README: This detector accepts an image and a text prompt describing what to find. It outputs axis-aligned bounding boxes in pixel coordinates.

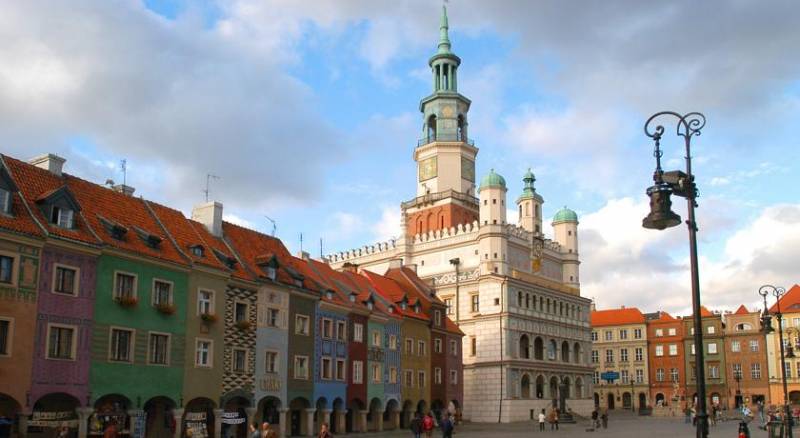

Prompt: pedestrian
[590,409,598,429]
[553,408,559,431]
[709,404,716,426]
[410,413,422,438]
[57,423,70,438]
[263,422,277,438]
[538,409,546,432]
[103,420,118,438]
[318,423,331,438]
[601,410,608,429]
[249,423,260,438]
[440,414,454,438]
[422,412,435,438]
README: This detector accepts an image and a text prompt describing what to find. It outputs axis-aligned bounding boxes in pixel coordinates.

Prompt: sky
[1,0,798,316]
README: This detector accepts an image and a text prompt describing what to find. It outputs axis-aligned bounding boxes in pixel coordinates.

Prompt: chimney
[590,300,596,312]
[29,154,66,177]
[388,258,404,270]
[192,201,223,237]
[342,262,358,274]
[113,184,136,196]
[298,251,310,260]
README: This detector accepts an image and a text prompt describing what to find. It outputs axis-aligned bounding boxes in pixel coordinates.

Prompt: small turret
[479,169,507,226]
[552,206,580,287]
[516,168,544,235]
[478,169,508,276]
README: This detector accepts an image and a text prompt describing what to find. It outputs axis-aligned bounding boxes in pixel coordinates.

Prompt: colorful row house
[0,152,464,438]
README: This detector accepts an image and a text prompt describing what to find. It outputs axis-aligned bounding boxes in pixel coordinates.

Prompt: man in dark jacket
[410,413,422,438]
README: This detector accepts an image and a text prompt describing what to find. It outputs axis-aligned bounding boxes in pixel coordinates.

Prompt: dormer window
[133,226,162,249]
[0,188,10,214]
[414,303,421,314]
[0,164,19,215]
[50,206,74,229]
[349,293,357,303]
[265,267,276,280]
[190,245,204,257]
[326,290,334,300]
[98,216,127,240]
[212,248,237,270]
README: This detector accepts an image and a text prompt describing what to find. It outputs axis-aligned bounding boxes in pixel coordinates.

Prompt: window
[0,188,10,213]
[635,347,643,361]
[321,357,332,379]
[751,363,761,380]
[635,369,644,383]
[450,339,457,356]
[234,302,248,323]
[418,370,426,388]
[434,338,442,353]
[405,338,413,354]
[691,344,695,355]
[471,295,479,312]
[591,350,599,363]
[265,351,278,373]
[470,337,476,356]
[708,343,718,354]
[434,367,442,384]
[731,340,741,352]
[655,329,663,337]
[444,298,453,315]
[620,348,628,362]
[592,371,600,384]
[669,344,678,356]
[233,349,247,373]
[372,363,382,383]
[321,318,333,338]
[656,368,665,382]
[619,329,628,340]
[0,318,11,356]
[707,325,715,334]
[605,349,614,363]
[621,370,629,384]
[450,369,458,385]
[294,355,309,379]
[670,368,679,382]
[191,246,204,257]
[354,323,364,342]
[390,367,398,384]
[152,279,172,306]
[336,321,347,341]
[353,360,363,384]
[53,265,78,295]
[591,331,598,341]
[295,315,309,335]
[668,328,676,336]
[110,328,134,362]
[732,363,742,379]
[634,328,643,339]
[434,310,442,326]
[785,362,792,376]
[198,289,214,315]
[0,255,13,284]
[113,272,136,300]
[604,331,613,341]
[655,345,664,357]
[418,340,426,356]
[195,339,212,367]
[336,359,346,380]
[50,206,74,228]
[266,308,279,327]
[389,335,398,350]
[749,340,759,352]
[47,324,76,360]
[148,333,170,365]
[371,331,381,347]
[405,370,413,387]
[709,365,719,379]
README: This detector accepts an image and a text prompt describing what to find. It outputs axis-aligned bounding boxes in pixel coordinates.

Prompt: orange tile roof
[591,307,645,327]
[648,311,677,323]
[0,158,43,239]
[383,267,461,334]
[221,221,301,283]
[770,285,800,313]
[734,304,750,315]
[3,155,98,243]
[361,270,429,321]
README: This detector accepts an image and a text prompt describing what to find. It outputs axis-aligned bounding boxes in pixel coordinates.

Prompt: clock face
[442,105,455,118]
[419,157,438,182]
[461,157,475,182]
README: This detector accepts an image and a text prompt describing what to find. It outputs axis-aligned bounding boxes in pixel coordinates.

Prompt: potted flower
[235,320,252,331]
[155,302,176,315]
[115,295,138,308]
[200,312,218,324]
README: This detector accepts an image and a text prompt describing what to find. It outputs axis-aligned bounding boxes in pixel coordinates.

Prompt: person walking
[422,412,435,438]
[103,420,118,438]
[440,414,454,438]
[262,422,277,438]
[317,423,332,438]
[538,409,546,432]
[410,413,422,438]
[590,409,599,430]
[552,408,559,431]
[248,423,260,438]
[600,410,608,429]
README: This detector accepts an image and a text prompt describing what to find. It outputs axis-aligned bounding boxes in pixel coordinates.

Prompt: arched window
[519,335,530,359]
[427,115,437,141]
[521,374,531,399]
[457,115,466,140]
[535,375,545,399]
[548,340,557,360]
[561,341,570,362]
[575,378,583,398]
[573,342,581,364]
[534,337,544,360]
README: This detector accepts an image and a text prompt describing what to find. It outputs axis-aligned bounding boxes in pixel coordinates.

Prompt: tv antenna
[120,159,127,186]
[264,216,277,237]
[204,174,220,202]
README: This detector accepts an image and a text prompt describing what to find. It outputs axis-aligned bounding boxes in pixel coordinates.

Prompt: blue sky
[1,0,798,314]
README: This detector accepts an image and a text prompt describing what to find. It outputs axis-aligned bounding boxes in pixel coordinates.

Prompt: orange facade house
[724,305,770,409]
[646,311,685,414]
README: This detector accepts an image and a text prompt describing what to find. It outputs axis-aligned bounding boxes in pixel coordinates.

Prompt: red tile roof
[649,311,676,323]
[384,267,462,335]
[591,307,645,327]
[361,270,429,321]
[770,285,800,313]
[221,221,300,283]
[3,155,98,243]
[734,305,750,315]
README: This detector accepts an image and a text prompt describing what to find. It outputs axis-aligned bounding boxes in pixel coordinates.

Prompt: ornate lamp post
[641,111,707,438]
[759,285,794,437]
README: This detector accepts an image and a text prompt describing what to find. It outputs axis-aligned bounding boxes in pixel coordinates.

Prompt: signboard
[29,412,79,428]
[130,411,146,438]
[185,412,209,438]
[601,371,620,383]
[221,412,245,425]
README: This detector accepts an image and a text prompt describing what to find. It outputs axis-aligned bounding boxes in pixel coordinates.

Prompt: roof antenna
[299,233,304,253]
[320,238,324,259]
[204,174,220,202]
[264,216,277,237]
[120,159,127,186]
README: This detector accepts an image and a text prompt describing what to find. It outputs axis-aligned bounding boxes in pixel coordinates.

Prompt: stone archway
[534,337,544,360]
[184,397,217,438]
[549,376,559,400]
[0,393,21,437]
[367,398,383,432]
[331,398,345,435]
[607,393,615,410]
[400,400,414,429]
[535,375,545,399]
[93,394,132,436]
[288,398,310,437]
[560,341,570,362]
[143,396,177,438]
[345,399,364,433]
[383,399,400,431]
[521,374,531,399]
[31,393,81,437]
[519,335,530,359]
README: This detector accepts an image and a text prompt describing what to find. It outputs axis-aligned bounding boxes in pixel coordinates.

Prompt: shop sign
[221,412,245,425]
[29,412,78,427]
[259,376,281,392]
[185,412,209,438]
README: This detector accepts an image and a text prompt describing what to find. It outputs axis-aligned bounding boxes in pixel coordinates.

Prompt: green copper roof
[438,5,452,55]
[553,206,578,223]
[518,168,537,199]
[479,169,506,190]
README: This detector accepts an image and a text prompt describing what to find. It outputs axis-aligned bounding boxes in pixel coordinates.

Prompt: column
[374,409,383,432]
[172,408,185,438]
[277,408,288,438]
[392,408,401,430]
[77,407,94,438]
[320,409,331,430]
[127,410,143,437]
[245,407,257,429]
[17,414,28,438]
[334,410,346,435]
[304,408,316,437]
[213,409,224,438]
[359,410,369,433]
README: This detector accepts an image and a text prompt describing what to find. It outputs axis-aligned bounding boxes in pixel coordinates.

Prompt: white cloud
[709,177,731,187]
[371,205,401,242]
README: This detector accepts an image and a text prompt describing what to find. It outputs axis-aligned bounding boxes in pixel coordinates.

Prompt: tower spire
[438,5,451,54]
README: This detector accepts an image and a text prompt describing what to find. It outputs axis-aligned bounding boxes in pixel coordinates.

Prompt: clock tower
[404,5,479,237]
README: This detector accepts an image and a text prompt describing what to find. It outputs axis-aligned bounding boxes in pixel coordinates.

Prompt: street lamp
[641,111,708,438]
[759,285,793,438]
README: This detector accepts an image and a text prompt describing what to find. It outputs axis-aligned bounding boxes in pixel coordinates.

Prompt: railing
[400,189,479,210]
[417,133,474,147]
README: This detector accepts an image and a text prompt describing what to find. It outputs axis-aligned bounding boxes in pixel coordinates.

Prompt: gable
[0,164,19,193]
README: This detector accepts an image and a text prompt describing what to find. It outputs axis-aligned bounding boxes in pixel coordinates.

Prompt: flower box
[200,313,218,323]
[115,296,138,308]
[155,303,176,315]
[235,320,252,331]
